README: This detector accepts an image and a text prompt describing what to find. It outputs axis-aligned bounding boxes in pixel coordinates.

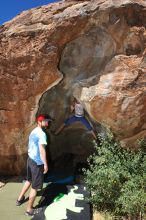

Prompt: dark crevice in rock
[126,44,142,56]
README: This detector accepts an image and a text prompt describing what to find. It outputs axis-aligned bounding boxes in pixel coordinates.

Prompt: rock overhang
[0,0,146,175]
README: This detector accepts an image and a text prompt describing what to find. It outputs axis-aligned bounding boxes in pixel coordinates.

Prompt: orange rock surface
[0,0,146,174]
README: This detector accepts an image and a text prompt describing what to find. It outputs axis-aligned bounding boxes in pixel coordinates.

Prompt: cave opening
[36,27,116,182]
[37,18,145,182]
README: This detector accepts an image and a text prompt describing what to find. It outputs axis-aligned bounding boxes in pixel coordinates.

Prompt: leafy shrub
[84,129,146,218]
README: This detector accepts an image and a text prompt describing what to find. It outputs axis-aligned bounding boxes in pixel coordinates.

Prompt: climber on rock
[53,97,97,139]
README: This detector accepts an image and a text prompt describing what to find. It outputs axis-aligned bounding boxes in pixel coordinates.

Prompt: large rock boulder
[0,0,146,175]
[80,55,146,146]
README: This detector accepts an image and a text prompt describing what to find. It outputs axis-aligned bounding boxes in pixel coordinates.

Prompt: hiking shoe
[25,210,34,217]
[25,210,35,217]
[16,196,25,206]
[25,208,40,217]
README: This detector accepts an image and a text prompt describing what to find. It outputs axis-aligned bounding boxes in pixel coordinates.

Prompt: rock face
[0,0,146,175]
[81,55,146,146]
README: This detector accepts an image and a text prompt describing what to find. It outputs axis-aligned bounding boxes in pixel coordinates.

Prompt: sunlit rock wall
[0,0,146,174]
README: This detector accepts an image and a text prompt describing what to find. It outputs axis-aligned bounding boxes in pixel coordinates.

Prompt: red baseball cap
[36,114,46,122]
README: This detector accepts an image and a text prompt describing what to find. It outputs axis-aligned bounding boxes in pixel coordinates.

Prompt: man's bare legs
[17,182,38,213]
[17,180,31,201]
[26,188,37,213]
[54,123,66,135]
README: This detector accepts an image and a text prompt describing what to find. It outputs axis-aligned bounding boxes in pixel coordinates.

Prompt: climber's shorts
[64,115,93,131]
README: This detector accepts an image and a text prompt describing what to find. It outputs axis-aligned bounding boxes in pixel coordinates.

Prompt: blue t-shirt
[28,126,47,165]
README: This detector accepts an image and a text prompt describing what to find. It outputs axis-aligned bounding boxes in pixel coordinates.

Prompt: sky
[0,0,59,25]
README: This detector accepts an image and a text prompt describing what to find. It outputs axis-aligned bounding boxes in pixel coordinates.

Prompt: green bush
[84,129,146,218]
